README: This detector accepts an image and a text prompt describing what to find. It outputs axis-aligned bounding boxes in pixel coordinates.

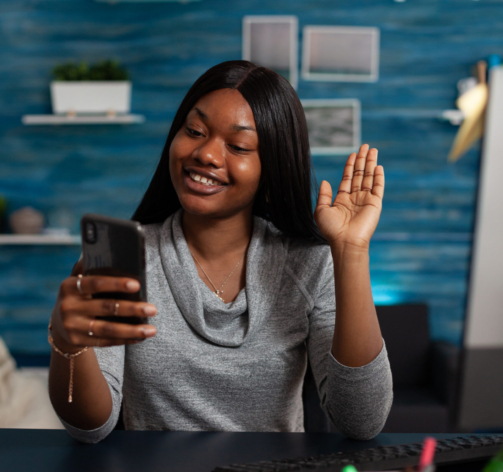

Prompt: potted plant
[50,60,131,115]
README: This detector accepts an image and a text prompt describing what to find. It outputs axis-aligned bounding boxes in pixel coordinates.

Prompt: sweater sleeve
[306,252,393,440]
[60,344,125,444]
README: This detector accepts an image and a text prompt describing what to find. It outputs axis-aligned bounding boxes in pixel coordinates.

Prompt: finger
[70,332,150,348]
[84,317,156,341]
[351,144,370,193]
[316,180,333,208]
[372,165,385,199]
[337,152,357,195]
[61,315,154,348]
[83,299,157,319]
[66,275,140,297]
[361,148,378,192]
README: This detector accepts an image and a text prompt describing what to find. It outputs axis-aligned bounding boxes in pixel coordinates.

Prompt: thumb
[316,180,333,208]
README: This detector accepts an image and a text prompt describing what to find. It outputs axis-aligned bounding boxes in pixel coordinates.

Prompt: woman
[48,60,392,443]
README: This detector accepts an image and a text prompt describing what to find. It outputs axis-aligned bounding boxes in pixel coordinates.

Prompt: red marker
[418,437,437,472]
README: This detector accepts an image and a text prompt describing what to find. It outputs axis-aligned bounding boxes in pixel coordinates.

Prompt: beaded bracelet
[48,321,89,403]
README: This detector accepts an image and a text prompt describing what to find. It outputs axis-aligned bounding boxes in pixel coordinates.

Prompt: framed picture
[302,26,379,82]
[242,16,298,89]
[301,99,361,155]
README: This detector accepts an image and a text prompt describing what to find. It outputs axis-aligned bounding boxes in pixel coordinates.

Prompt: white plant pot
[50,81,132,114]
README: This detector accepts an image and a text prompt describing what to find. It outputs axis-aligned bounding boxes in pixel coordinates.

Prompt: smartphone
[81,213,147,325]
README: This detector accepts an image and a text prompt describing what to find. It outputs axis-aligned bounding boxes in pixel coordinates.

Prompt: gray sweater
[62,210,393,443]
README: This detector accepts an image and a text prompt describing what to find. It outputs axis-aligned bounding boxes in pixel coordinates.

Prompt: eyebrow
[194,107,208,121]
[194,107,256,133]
[231,124,256,133]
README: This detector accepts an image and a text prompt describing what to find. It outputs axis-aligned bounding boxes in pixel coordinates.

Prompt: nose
[193,137,225,168]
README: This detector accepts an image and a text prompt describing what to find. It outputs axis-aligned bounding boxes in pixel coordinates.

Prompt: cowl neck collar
[159,209,287,347]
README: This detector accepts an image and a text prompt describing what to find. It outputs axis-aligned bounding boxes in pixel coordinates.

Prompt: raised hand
[314,144,385,251]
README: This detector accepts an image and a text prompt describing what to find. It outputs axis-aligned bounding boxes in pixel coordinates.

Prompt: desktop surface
[0,429,486,472]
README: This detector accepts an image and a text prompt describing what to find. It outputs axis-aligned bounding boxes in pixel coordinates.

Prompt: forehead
[189,89,256,128]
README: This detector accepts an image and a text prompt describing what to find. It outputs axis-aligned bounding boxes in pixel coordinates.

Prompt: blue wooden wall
[1,0,501,357]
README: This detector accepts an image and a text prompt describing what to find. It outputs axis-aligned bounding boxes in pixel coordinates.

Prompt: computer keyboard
[213,434,503,472]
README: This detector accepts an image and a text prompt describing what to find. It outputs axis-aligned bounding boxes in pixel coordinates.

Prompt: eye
[186,127,203,137]
[229,144,251,153]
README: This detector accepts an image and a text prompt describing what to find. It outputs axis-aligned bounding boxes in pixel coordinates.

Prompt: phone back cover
[81,214,147,304]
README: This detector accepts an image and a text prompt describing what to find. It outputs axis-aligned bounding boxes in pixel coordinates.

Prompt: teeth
[189,172,221,187]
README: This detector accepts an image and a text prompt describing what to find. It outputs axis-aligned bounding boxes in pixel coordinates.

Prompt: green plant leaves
[52,60,129,81]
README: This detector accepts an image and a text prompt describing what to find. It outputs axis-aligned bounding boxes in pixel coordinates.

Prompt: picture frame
[302,26,380,82]
[242,16,298,89]
[301,99,361,155]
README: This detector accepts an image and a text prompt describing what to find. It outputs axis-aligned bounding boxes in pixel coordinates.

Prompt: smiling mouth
[188,171,226,187]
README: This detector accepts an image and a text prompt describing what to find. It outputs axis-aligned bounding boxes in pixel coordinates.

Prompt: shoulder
[141,211,177,245]
[259,217,332,290]
[286,237,332,269]
[141,220,163,243]
[140,213,175,269]
[285,236,333,292]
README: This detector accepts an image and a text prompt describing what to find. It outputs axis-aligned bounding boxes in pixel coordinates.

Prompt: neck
[182,210,253,262]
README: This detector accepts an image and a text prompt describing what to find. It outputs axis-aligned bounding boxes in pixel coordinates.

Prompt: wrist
[49,321,88,355]
[48,320,89,404]
[330,242,369,262]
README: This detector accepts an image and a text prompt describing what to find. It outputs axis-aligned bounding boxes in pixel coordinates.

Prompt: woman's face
[169,88,261,219]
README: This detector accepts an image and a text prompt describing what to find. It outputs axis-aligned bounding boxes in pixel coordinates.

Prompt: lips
[183,169,227,195]
[184,167,228,185]
[189,171,222,187]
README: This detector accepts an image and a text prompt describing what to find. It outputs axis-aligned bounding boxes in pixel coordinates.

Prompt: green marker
[483,449,503,472]
[342,465,358,472]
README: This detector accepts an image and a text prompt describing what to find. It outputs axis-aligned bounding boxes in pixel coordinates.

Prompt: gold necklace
[190,251,245,302]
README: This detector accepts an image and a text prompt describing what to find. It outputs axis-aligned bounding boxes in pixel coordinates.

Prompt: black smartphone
[81,213,147,325]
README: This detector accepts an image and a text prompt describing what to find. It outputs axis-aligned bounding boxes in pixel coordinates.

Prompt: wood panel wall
[1,0,501,356]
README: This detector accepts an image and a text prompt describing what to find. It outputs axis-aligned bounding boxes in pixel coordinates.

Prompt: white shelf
[359,109,464,125]
[0,234,81,245]
[21,114,145,125]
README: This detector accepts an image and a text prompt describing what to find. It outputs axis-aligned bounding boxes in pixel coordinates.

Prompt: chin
[179,196,226,218]
[179,196,253,220]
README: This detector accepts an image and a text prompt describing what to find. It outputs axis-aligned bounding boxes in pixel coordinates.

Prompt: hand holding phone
[50,263,157,352]
[47,213,157,352]
[81,213,148,324]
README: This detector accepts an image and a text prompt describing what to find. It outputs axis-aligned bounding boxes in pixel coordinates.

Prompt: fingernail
[142,327,156,337]
[126,281,140,291]
[142,305,157,316]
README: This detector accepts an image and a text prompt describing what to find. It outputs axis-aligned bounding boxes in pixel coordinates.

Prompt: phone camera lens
[85,222,97,244]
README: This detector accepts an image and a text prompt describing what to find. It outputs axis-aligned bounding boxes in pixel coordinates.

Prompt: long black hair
[132,60,325,243]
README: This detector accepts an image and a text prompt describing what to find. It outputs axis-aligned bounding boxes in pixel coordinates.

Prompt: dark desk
[0,430,472,472]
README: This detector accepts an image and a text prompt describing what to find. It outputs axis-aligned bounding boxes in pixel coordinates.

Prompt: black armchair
[377,303,460,432]
[303,303,460,433]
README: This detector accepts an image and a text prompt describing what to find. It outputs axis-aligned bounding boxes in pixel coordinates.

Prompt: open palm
[314,145,385,250]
